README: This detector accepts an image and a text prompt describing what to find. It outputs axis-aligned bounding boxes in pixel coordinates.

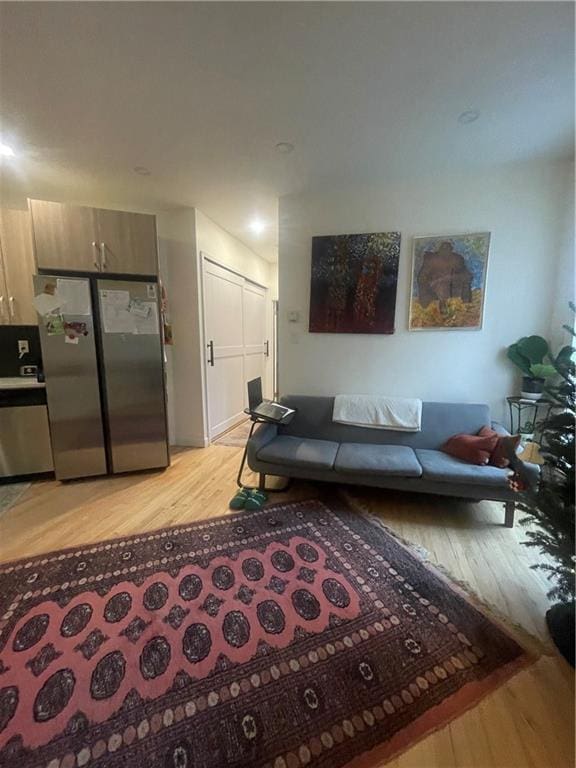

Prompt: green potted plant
[507,335,557,400]
[507,308,574,664]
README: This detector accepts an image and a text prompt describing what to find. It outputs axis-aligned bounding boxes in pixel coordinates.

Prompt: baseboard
[172,434,209,448]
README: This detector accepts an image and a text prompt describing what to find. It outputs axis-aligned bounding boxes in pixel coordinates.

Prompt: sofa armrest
[247,422,278,465]
[491,420,511,436]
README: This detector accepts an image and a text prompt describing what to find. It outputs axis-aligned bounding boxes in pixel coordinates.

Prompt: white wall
[158,207,277,446]
[548,161,575,349]
[279,159,573,422]
[157,209,205,446]
[196,210,272,287]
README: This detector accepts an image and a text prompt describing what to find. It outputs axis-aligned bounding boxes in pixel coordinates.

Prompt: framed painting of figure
[408,232,491,331]
[309,231,401,334]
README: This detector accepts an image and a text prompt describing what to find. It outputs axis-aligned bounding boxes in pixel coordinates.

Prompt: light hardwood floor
[0,445,573,768]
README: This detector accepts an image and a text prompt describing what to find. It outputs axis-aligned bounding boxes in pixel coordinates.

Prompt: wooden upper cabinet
[0,240,9,325]
[95,209,158,275]
[29,199,158,276]
[0,209,37,325]
[29,199,99,272]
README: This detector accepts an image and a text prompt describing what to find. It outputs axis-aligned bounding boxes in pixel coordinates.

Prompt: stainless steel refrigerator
[34,274,170,480]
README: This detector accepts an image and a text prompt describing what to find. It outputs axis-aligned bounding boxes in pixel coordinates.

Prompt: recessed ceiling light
[275,142,295,154]
[0,143,15,157]
[134,166,151,176]
[249,218,266,235]
[458,110,480,124]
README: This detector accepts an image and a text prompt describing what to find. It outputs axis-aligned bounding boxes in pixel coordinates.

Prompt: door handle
[100,242,107,271]
[92,241,101,271]
[265,340,270,357]
[0,296,4,320]
[207,340,215,366]
[8,297,15,320]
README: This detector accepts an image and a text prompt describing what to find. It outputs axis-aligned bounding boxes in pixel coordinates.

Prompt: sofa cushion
[441,433,497,465]
[257,436,339,470]
[415,448,513,487]
[335,443,422,477]
[478,426,521,468]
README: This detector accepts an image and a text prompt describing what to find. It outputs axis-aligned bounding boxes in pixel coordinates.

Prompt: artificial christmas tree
[510,305,575,665]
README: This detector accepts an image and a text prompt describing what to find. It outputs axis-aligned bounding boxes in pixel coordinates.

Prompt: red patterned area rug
[0,496,534,768]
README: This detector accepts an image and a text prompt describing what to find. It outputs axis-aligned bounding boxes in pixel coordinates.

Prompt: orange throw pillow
[441,433,499,465]
[478,426,521,468]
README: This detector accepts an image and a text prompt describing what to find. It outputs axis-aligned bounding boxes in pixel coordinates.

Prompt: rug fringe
[340,490,551,659]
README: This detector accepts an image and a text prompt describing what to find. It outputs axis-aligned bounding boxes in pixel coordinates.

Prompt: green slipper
[229,488,251,510]
[244,489,268,511]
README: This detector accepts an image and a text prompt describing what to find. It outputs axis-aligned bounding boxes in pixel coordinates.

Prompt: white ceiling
[0,2,573,262]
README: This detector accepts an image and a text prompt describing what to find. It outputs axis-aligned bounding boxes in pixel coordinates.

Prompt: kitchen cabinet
[29,199,158,275]
[0,383,53,478]
[95,209,158,275]
[0,247,7,325]
[0,209,37,325]
[29,199,99,272]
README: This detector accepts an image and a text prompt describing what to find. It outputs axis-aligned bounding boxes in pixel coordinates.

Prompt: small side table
[236,409,295,492]
[507,397,553,439]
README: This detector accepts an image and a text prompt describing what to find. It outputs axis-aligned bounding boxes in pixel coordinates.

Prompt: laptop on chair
[247,377,294,422]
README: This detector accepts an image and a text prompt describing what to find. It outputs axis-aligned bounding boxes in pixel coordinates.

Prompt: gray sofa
[247,396,539,527]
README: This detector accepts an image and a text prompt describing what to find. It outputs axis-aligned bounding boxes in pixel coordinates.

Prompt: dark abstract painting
[309,232,401,334]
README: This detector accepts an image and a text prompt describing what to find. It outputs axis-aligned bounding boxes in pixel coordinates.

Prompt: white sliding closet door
[243,281,267,399]
[204,261,245,439]
[203,259,267,440]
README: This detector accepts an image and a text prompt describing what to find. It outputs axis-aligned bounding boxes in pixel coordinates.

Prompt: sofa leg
[259,473,266,491]
[504,501,515,528]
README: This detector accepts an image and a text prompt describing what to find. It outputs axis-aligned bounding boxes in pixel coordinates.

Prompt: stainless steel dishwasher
[0,381,54,478]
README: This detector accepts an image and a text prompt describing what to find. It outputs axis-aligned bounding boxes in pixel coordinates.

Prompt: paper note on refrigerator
[133,302,159,335]
[100,289,135,334]
[33,292,62,316]
[128,298,151,319]
[100,289,129,307]
[57,278,91,316]
[44,312,65,336]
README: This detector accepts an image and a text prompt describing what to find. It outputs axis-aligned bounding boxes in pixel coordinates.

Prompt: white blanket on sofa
[333,395,422,432]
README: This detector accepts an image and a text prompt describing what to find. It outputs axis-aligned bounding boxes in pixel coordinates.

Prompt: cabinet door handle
[92,241,101,271]
[8,297,15,320]
[207,340,215,366]
[265,340,270,357]
[100,242,107,271]
[0,296,5,320]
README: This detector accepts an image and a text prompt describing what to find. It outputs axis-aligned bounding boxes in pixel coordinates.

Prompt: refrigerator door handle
[92,241,101,271]
[99,242,107,271]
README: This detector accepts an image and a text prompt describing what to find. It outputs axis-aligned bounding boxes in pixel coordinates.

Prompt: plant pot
[546,602,575,666]
[520,376,545,401]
